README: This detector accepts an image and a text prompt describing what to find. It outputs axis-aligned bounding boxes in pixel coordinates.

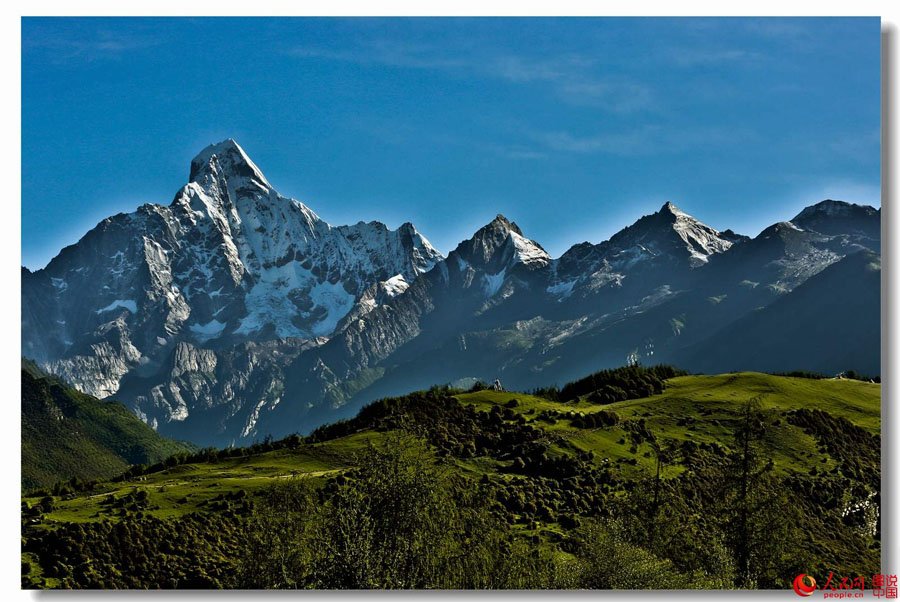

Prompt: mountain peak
[793,199,877,222]
[455,214,548,271]
[791,199,880,238]
[659,201,683,215]
[189,138,271,188]
[604,201,734,268]
[482,214,523,237]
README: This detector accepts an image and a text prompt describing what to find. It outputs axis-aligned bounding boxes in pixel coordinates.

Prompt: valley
[22,370,881,589]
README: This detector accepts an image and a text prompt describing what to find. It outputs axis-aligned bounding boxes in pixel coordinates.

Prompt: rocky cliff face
[23,139,441,440]
[116,338,324,446]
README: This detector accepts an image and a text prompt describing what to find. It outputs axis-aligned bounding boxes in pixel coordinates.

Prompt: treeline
[21,434,720,589]
[113,435,305,482]
[533,365,687,403]
[29,363,688,496]
[24,435,308,499]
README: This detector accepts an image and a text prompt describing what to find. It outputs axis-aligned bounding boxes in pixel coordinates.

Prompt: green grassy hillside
[22,368,193,491]
[455,372,879,476]
[22,370,880,589]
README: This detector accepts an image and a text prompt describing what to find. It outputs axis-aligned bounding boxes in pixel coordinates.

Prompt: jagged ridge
[22,140,881,447]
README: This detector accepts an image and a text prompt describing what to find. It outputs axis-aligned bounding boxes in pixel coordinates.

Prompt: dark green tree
[719,398,800,588]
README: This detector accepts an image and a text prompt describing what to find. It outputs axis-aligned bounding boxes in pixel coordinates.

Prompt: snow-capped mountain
[22,139,881,448]
[455,214,551,271]
[22,139,441,404]
[248,198,879,442]
[248,206,747,437]
[601,201,741,269]
[545,202,746,307]
[247,213,560,437]
[318,214,552,374]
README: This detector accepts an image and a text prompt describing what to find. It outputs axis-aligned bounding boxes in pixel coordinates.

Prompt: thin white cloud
[287,40,465,70]
[538,127,658,155]
[743,19,812,40]
[532,124,757,156]
[488,144,548,160]
[487,55,654,113]
[287,41,654,114]
[489,54,595,83]
[668,48,764,68]
[24,28,162,63]
[557,80,655,112]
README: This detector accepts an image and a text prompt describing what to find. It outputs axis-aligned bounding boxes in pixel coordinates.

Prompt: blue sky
[22,17,880,269]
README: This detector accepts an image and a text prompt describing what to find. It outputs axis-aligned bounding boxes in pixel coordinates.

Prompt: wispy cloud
[668,48,764,68]
[742,19,812,40]
[531,124,756,156]
[287,40,465,70]
[23,26,162,63]
[556,80,655,112]
[825,127,881,164]
[783,126,881,167]
[537,127,658,155]
[488,55,654,113]
[345,114,550,161]
[740,18,821,54]
[487,144,548,160]
[287,41,654,114]
[489,54,594,82]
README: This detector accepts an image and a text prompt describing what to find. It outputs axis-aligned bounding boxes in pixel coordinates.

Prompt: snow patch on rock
[95,299,137,314]
[189,319,227,340]
[508,231,551,266]
[483,269,506,297]
[383,274,409,297]
[547,280,576,299]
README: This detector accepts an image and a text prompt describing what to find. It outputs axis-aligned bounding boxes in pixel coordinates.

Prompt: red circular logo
[793,574,817,596]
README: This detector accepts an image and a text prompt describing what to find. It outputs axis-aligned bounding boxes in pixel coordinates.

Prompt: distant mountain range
[22,139,881,447]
